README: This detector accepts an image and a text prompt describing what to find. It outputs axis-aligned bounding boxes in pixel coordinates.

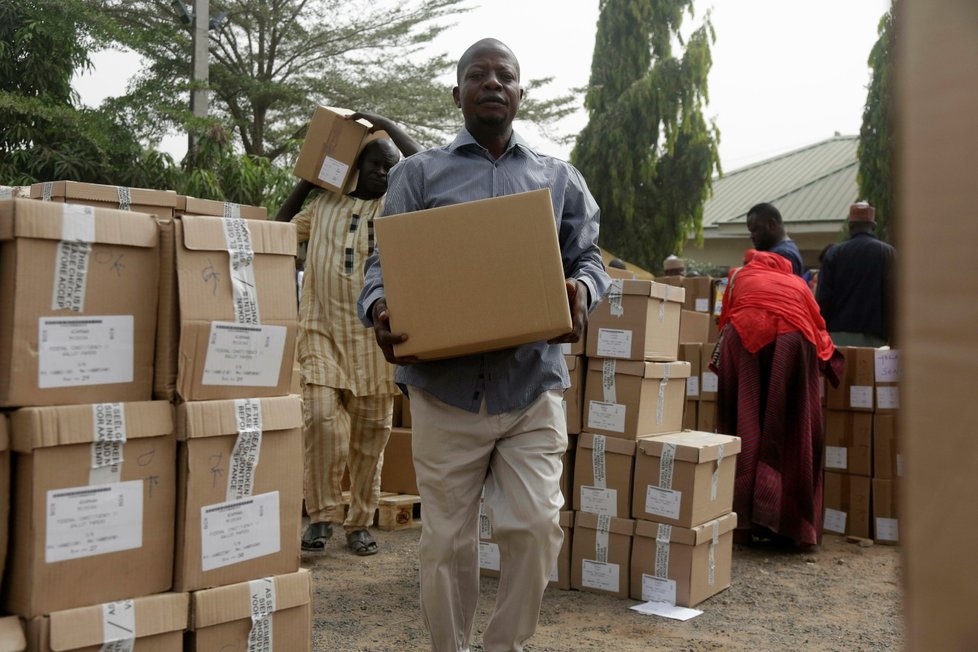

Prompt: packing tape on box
[101,599,136,651]
[659,286,670,322]
[654,523,672,578]
[658,442,676,490]
[227,398,263,501]
[595,514,611,563]
[609,279,624,317]
[52,204,96,312]
[222,216,262,325]
[602,358,617,404]
[0,187,11,199]
[223,202,242,219]
[42,181,54,201]
[90,403,126,485]
[711,443,725,501]
[116,186,132,211]
[656,365,671,426]
[591,434,607,489]
[247,577,276,652]
[708,519,720,586]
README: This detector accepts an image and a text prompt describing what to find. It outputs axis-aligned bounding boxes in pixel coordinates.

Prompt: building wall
[684,230,844,270]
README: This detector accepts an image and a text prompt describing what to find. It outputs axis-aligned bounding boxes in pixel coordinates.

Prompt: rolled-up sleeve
[560,165,611,311]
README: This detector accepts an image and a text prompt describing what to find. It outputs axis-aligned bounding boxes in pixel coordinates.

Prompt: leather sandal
[346,529,379,556]
[301,521,333,551]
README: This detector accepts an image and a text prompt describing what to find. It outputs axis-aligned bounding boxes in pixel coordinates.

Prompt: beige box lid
[175,196,268,220]
[636,431,742,463]
[191,569,311,629]
[179,214,295,256]
[46,592,188,650]
[0,198,158,247]
[634,512,737,545]
[589,360,691,380]
[29,181,178,209]
[612,279,686,304]
[0,617,25,651]
[176,395,303,441]
[574,510,635,536]
[9,401,173,452]
[577,432,636,457]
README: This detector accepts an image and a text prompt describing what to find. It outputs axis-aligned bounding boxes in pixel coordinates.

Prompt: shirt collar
[449,127,532,156]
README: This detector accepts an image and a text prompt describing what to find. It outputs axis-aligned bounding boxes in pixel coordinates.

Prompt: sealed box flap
[574,510,635,536]
[10,401,174,452]
[177,196,268,221]
[564,355,580,372]
[578,432,636,457]
[30,181,178,209]
[559,510,574,528]
[636,431,742,463]
[0,198,158,247]
[592,360,691,380]
[192,569,311,630]
[47,592,188,650]
[634,511,737,545]
[177,394,303,441]
[0,617,25,651]
[613,280,686,304]
[180,214,296,256]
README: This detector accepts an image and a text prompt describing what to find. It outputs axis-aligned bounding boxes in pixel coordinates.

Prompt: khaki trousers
[302,384,393,531]
[410,388,567,652]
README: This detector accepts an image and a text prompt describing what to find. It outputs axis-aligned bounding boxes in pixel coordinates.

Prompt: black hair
[456,38,520,85]
[747,202,782,224]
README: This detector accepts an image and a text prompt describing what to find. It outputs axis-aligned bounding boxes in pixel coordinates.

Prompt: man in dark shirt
[746,202,804,275]
[817,202,895,346]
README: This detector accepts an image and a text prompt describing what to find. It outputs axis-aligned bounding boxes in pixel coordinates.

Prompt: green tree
[857,3,894,241]
[571,0,720,273]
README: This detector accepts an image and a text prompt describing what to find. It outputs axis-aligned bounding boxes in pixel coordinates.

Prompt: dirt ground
[304,527,902,651]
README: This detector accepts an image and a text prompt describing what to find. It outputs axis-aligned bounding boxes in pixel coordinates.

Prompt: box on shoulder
[572,432,635,518]
[4,401,175,617]
[583,360,690,439]
[174,395,303,592]
[29,180,178,219]
[822,471,871,539]
[571,512,634,598]
[586,280,685,362]
[293,106,387,195]
[563,355,585,435]
[375,189,571,360]
[0,199,159,407]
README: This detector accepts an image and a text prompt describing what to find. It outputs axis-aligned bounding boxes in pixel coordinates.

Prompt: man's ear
[519,87,525,101]
[452,86,461,108]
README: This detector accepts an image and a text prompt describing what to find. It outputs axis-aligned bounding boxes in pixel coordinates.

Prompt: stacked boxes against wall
[822,346,900,545]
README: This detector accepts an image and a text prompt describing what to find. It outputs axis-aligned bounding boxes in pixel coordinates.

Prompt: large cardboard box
[293,106,377,194]
[873,348,899,414]
[174,395,303,591]
[872,414,902,480]
[0,414,8,594]
[25,592,187,652]
[174,215,298,401]
[380,427,417,495]
[563,355,585,435]
[586,280,685,362]
[632,431,740,528]
[0,199,159,407]
[823,410,873,477]
[4,402,175,617]
[572,433,635,518]
[680,343,702,400]
[0,616,25,651]
[822,471,871,539]
[570,512,634,599]
[679,309,710,345]
[480,510,573,590]
[583,360,690,440]
[176,196,268,221]
[630,512,736,607]
[826,347,876,412]
[374,189,571,360]
[29,181,177,219]
[872,478,899,545]
[187,570,312,652]
[681,276,714,313]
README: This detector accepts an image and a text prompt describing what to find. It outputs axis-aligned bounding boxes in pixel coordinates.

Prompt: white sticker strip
[608,278,624,317]
[227,399,263,501]
[42,181,54,201]
[602,359,617,404]
[591,434,607,489]
[658,443,676,490]
[479,497,492,539]
[90,403,127,486]
[595,514,611,563]
[101,599,135,651]
[658,285,668,322]
[52,204,97,312]
[711,443,725,501]
[222,217,261,325]
[656,365,671,426]
[0,187,12,199]
[224,202,242,219]
[247,578,276,652]
[654,523,672,578]
[116,186,132,211]
[708,520,720,586]
[63,204,97,242]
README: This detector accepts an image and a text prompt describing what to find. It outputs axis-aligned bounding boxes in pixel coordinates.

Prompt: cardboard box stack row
[822,346,901,545]
[0,182,312,650]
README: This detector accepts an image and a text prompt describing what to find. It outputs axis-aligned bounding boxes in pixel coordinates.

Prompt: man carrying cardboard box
[359,39,610,652]
[276,112,420,557]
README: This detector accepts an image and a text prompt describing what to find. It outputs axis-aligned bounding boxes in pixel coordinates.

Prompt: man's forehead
[459,44,520,75]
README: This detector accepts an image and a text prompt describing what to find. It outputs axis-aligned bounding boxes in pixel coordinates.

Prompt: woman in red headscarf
[712,250,842,548]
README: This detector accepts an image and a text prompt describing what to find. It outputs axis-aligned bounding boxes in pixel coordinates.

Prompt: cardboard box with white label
[187,569,312,652]
[586,280,685,362]
[630,512,736,607]
[572,432,635,518]
[583,360,690,440]
[872,414,902,480]
[0,199,159,407]
[29,180,178,219]
[679,309,711,345]
[826,347,876,412]
[681,276,714,314]
[563,355,585,435]
[25,592,188,652]
[4,401,175,617]
[822,471,871,539]
[570,512,634,599]
[632,431,740,528]
[872,478,899,545]
[873,348,900,414]
[174,215,298,401]
[679,343,702,400]
[174,395,303,592]
[823,410,873,477]
[480,509,573,590]
[293,106,380,195]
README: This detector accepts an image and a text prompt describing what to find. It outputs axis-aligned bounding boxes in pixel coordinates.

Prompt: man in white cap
[662,255,685,277]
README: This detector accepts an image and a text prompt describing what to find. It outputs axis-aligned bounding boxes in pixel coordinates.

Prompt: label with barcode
[202,322,287,387]
[38,315,134,388]
[875,517,899,542]
[479,541,500,571]
[318,156,350,187]
[824,508,847,534]
[645,485,682,520]
[201,491,280,571]
[825,446,848,470]
[46,481,143,563]
[642,575,677,605]
[587,401,626,433]
[582,559,619,592]
[596,328,632,358]
[849,385,874,409]
[580,486,618,517]
[876,386,899,409]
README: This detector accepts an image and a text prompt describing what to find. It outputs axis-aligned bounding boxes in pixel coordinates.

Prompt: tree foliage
[571,0,720,273]
[857,3,894,242]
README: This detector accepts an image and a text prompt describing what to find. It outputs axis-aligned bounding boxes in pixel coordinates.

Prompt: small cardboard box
[583,360,690,439]
[822,471,871,539]
[560,432,578,506]
[872,478,899,545]
[873,348,900,414]
[824,410,873,477]
[697,401,717,433]
[632,431,740,528]
[0,616,25,652]
[683,400,698,430]
[479,510,573,590]
[174,395,303,592]
[174,215,298,401]
[873,414,903,480]
[380,427,417,495]
[827,347,876,412]
[681,276,714,313]
[0,199,159,407]
[0,414,9,593]
[29,180,177,219]
[570,512,634,599]
[26,592,188,652]
[630,512,736,607]
[176,196,268,221]
[679,342,702,399]
[188,569,312,652]
[374,189,571,360]
[563,355,585,435]
[679,310,710,346]
[293,106,375,194]
[4,401,175,617]
[572,433,635,518]
[586,280,685,362]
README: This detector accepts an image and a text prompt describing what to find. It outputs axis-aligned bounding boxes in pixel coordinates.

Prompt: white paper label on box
[849,385,874,409]
[223,202,242,219]
[587,401,626,433]
[596,328,633,359]
[580,486,618,517]
[479,541,500,571]
[601,358,617,403]
[318,155,350,187]
[825,446,848,470]
[582,560,620,593]
[608,279,624,317]
[875,517,899,542]
[560,342,572,354]
[896,454,905,478]
[702,371,718,393]
[202,322,287,387]
[101,600,135,650]
[200,491,281,571]
[695,297,709,313]
[222,217,261,325]
[0,187,11,199]
[227,398,264,501]
[480,512,493,539]
[645,485,682,520]
[824,508,847,534]
[874,349,900,383]
[46,480,143,563]
[38,315,134,388]
[52,240,93,312]
[642,575,677,605]
[247,577,275,652]
[686,376,700,397]
[876,386,899,410]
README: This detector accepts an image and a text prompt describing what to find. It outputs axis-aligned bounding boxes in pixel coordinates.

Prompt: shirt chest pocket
[342,213,376,276]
